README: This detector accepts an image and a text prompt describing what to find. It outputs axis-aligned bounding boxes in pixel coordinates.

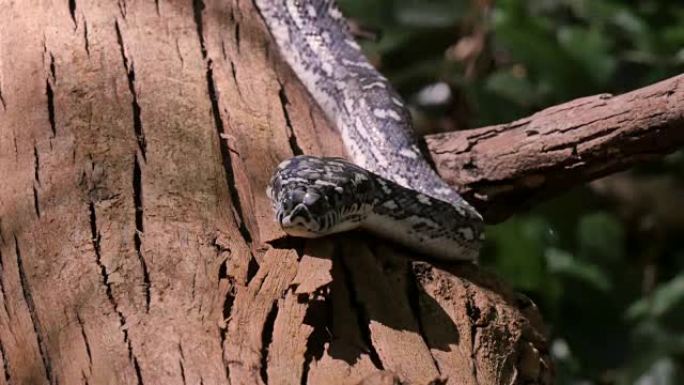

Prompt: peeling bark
[0,1,612,384]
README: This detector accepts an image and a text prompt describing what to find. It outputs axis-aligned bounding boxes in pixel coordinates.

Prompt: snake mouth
[278,204,323,238]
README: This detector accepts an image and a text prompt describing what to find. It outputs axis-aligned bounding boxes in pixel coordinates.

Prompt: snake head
[267,155,375,237]
[271,184,329,237]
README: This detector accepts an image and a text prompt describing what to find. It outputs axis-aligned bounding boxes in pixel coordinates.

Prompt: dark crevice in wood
[0,249,10,318]
[229,60,237,81]
[190,267,198,302]
[129,70,145,159]
[213,237,237,327]
[428,378,448,385]
[192,0,207,57]
[34,145,41,185]
[218,263,235,324]
[33,146,41,215]
[127,343,136,370]
[277,84,303,156]
[228,4,235,22]
[133,357,144,385]
[154,0,160,16]
[14,235,53,384]
[117,0,126,19]
[32,186,41,218]
[194,0,254,246]
[0,336,10,383]
[43,45,56,136]
[115,20,146,160]
[68,0,77,27]
[178,342,187,385]
[406,265,441,376]
[83,20,90,57]
[214,247,233,381]
[0,82,6,110]
[338,250,384,370]
[88,200,132,361]
[220,39,228,59]
[179,359,187,385]
[206,61,253,244]
[132,154,151,311]
[12,133,18,160]
[234,22,241,54]
[175,39,185,67]
[220,339,231,384]
[300,343,313,384]
[229,60,243,100]
[76,311,93,369]
[88,202,100,261]
[46,79,56,137]
[221,292,235,331]
[48,53,56,80]
[260,301,278,384]
[465,296,482,385]
[246,255,260,285]
[216,252,228,281]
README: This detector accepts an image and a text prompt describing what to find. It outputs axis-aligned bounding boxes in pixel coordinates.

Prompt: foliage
[339,0,684,384]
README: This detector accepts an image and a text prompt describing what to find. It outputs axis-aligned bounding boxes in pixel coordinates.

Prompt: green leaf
[394,1,465,28]
[545,247,611,292]
[627,274,684,320]
[557,26,616,84]
[577,212,624,262]
[484,70,539,107]
[484,217,549,291]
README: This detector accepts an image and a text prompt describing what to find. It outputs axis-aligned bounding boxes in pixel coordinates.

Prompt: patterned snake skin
[258,0,484,260]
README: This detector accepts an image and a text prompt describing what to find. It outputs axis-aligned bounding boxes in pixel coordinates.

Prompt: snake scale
[257,0,484,260]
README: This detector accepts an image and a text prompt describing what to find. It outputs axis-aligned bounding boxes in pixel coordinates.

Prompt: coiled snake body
[258,0,484,260]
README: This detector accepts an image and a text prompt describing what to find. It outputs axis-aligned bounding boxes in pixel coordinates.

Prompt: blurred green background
[337,0,684,384]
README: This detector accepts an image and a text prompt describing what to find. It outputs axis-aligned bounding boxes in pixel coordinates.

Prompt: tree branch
[426,74,684,223]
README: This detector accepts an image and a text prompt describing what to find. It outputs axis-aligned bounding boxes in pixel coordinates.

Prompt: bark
[11,0,674,384]
[427,75,684,222]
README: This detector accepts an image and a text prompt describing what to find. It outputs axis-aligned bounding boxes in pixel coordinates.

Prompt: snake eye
[303,191,319,206]
[302,189,329,215]
[291,188,306,204]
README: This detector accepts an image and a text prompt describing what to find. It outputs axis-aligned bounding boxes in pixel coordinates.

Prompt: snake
[257,0,484,261]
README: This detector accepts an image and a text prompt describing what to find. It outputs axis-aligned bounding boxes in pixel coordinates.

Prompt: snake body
[258,0,484,260]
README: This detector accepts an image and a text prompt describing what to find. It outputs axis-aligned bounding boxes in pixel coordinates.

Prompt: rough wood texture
[0,1,555,385]
[427,75,684,222]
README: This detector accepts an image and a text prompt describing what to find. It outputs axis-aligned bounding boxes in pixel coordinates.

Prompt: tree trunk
[1,1,550,384]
